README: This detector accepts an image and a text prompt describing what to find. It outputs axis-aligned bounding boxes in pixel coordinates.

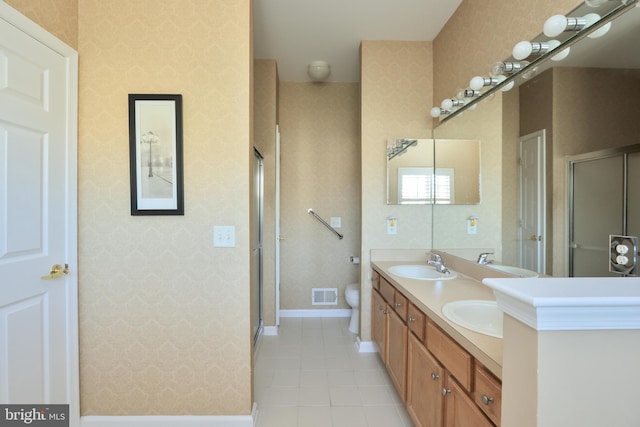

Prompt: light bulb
[441,99,454,110]
[469,76,485,91]
[513,41,533,60]
[544,15,569,38]
[469,76,498,91]
[495,75,515,92]
[583,13,611,38]
[430,107,442,118]
[588,21,611,38]
[490,61,526,77]
[489,62,506,77]
[548,40,571,61]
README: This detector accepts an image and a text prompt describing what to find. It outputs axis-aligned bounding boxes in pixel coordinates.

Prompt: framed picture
[128,94,184,215]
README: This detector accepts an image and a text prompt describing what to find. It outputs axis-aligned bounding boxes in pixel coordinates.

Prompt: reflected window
[398,167,455,204]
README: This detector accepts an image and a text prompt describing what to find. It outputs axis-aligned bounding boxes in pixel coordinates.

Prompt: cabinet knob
[481,394,494,405]
[430,372,439,381]
[395,302,402,307]
[408,316,415,323]
[442,388,451,396]
[382,309,388,315]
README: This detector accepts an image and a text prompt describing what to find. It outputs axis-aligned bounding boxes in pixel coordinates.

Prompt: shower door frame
[567,143,640,276]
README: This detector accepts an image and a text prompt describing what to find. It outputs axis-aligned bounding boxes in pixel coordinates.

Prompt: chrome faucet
[477,252,494,265]
[427,253,450,274]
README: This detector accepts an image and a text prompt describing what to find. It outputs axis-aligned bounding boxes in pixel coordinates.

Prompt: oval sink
[486,264,539,278]
[388,265,457,281]
[442,300,503,338]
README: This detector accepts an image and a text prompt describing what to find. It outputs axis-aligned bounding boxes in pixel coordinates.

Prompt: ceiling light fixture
[308,60,331,81]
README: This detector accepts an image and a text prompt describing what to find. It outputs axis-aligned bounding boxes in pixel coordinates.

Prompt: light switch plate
[214,226,236,247]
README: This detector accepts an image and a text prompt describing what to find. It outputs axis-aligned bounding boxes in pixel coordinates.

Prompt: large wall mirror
[386,138,480,205]
[432,1,640,277]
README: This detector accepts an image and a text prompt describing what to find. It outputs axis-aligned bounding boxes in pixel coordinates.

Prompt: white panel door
[519,130,546,274]
[0,8,78,412]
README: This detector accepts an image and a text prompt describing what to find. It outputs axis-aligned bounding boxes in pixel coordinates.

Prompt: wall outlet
[330,217,341,228]
[609,235,638,276]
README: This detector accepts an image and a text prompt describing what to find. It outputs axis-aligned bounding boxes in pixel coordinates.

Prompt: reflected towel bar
[308,208,343,240]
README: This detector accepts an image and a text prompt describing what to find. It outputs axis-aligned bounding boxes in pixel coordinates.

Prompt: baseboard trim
[263,326,278,336]
[81,404,257,427]
[356,338,377,353]
[279,309,351,318]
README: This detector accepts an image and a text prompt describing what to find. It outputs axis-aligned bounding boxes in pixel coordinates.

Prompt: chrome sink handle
[477,252,494,265]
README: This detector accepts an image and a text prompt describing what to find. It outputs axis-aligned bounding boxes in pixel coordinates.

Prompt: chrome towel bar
[308,208,343,240]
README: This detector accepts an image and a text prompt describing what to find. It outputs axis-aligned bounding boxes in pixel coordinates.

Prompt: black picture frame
[128,94,184,215]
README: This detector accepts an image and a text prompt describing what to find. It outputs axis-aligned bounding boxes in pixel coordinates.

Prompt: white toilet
[345,283,360,334]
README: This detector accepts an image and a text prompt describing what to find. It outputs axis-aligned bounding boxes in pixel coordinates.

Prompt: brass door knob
[41,263,69,280]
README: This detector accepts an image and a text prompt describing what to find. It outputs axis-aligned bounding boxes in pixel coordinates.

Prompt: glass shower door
[570,155,624,277]
[627,152,640,237]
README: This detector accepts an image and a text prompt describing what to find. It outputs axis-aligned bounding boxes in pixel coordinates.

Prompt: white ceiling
[253,0,463,83]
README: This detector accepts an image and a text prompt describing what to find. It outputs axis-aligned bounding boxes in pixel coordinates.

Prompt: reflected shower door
[628,152,640,236]
[571,155,624,277]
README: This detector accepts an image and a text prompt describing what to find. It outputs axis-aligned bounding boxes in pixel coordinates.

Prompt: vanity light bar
[430,0,633,124]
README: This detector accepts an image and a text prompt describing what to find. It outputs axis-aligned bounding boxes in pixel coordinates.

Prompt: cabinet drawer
[372,270,380,290]
[426,319,472,391]
[407,304,425,342]
[380,277,395,304]
[393,292,408,320]
[473,365,502,426]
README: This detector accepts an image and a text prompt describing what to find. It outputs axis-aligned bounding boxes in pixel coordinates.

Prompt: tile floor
[253,317,414,427]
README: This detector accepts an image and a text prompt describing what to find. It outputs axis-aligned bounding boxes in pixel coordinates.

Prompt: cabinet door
[387,308,407,402]
[372,289,387,363]
[444,374,494,427]
[407,333,444,427]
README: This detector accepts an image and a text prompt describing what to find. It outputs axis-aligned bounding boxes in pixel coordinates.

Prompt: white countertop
[483,276,640,331]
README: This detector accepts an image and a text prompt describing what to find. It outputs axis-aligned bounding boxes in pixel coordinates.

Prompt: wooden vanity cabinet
[375,277,408,401]
[372,288,387,363]
[426,319,472,391]
[371,267,502,427]
[387,307,407,401]
[473,365,502,425]
[407,332,444,427]
[407,303,426,342]
[444,373,494,427]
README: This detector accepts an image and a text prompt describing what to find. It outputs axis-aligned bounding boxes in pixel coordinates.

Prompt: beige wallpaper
[77,0,252,416]
[4,0,78,49]
[278,82,361,311]
[253,59,278,326]
[360,41,434,341]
